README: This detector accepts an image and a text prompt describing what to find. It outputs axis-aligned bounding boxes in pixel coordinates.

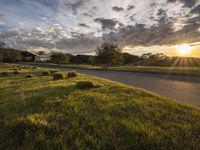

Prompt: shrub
[13,68,18,71]
[32,67,37,69]
[41,71,50,76]
[53,73,64,80]
[14,71,20,74]
[25,74,33,78]
[75,81,94,89]
[1,72,8,77]
[67,72,77,78]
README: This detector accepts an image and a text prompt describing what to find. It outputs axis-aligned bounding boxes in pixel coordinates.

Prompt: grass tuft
[41,71,50,76]
[14,71,20,74]
[53,72,65,80]
[25,74,33,78]
[67,71,77,78]
[75,81,94,89]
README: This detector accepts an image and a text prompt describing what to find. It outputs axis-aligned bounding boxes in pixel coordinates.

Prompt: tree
[96,42,123,66]
[6,51,22,62]
[51,52,70,64]
[141,53,153,59]
[123,53,142,64]
[70,55,97,65]
[0,49,22,62]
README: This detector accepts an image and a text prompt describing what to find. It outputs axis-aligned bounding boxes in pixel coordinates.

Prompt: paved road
[33,64,200,107]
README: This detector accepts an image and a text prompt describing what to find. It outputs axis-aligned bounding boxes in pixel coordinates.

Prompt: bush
[67,72,77,78]
[75,81,94,89]
[25,74,33,78]
[41,71,50,76]
[14,71,20,74]
[1,72,8,77]
[53,73,64,80]
[32,67,37,69]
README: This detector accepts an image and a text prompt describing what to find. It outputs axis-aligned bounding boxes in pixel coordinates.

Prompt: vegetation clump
[41,71,50,76]
[53,72,65,80]
[14,71,20,74]
[75,81,94,89]
[1,72,8,77]
[25,74,33,78]
[32,67,37,69]
[67,71,77,78]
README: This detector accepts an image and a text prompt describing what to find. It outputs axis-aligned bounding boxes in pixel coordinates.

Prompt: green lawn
[0,64,200,150]
[25,62,200,76]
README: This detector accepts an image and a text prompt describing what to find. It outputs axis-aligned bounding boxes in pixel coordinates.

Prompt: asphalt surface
[33,64,200,107]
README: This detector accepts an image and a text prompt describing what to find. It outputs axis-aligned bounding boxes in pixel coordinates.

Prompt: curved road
[33,64,200,107]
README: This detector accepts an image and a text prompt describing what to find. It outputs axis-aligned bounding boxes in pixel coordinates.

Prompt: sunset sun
[177,44,193,56]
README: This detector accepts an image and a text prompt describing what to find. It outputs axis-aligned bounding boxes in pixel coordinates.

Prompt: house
[21,51,39,61]
[34,51,51,62]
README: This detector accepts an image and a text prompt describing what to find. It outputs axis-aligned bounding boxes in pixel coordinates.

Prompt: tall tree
[96,42,123,66]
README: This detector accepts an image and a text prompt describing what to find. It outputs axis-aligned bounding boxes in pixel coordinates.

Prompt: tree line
[1,42,200,67]
[51,42,144,66]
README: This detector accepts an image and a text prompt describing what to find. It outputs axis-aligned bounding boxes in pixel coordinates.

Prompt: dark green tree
[123,53,142,64]
[96,42,123,66]
[51,52,70,64]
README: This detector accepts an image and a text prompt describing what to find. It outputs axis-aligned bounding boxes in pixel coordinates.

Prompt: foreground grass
[24,62,200,76]
[1,64,200,150]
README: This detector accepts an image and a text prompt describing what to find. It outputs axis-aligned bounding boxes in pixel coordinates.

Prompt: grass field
[24,62,200,76]
[1,64,200,149]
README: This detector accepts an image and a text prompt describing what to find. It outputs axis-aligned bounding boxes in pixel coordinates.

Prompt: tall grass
[0,63,200,149]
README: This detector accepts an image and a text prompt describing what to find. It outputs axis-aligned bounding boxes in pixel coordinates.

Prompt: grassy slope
[25,62,200,76]
[0,64,200,150]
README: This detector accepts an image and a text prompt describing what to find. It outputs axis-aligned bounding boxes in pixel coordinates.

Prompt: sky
[0,0,200,57]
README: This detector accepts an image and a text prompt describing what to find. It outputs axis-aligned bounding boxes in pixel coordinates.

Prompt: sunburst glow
[177,44,193,56]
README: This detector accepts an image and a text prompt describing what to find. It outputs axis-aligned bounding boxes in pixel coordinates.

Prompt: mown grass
[0,63,200,150]
[24,62,200,76]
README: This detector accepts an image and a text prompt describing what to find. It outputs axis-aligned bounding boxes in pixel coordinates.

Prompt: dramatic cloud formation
[0,0,200,56]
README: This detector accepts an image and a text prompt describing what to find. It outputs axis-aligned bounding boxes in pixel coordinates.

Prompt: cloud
[94,18,120,30]
[0,11,5,18]
[103,16,200,47]
[112,7,124,12]
[150,3,157,9]
[0,24,102,54]
[127,5,135,11]
[0,28,20,39]
[70,0,90,14]
[79,23,90,28]
[82,12,93,18]
[190,4,200,14]
[167,0,197,8]
[56,34,101,54]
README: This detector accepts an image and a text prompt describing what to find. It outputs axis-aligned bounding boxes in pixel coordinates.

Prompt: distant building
[34,51,51,62]
[21,51,39,61]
